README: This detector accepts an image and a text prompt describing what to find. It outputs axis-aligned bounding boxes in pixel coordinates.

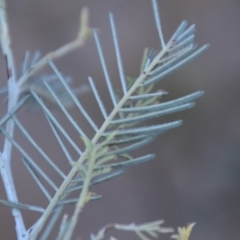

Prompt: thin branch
[39,206,64,240]
[0,0,17,81]
[29,167,79,239]
[62,148,96,240]
[0,0,26,238]
[17,7,92,88]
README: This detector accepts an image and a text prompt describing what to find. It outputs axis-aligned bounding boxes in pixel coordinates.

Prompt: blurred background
[0,0,240,239]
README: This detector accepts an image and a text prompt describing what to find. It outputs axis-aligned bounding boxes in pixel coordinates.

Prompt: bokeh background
[0,0,240,239]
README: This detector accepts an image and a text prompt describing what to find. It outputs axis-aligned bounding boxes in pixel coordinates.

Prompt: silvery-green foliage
[0,0,208,239]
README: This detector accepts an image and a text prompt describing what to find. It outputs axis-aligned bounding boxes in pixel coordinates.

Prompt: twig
[17,7,92,89]
[62,139,96,240]
[28,167,79,239]
[0,0,27,239]
[62,170,92,240]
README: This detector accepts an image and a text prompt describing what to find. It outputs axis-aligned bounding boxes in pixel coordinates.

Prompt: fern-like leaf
[0,0,208,238]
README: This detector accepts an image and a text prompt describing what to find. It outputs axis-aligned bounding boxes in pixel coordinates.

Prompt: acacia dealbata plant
[0,0,209,239]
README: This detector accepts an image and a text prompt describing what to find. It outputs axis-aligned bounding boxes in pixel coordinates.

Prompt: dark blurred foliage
[0,0,240,239]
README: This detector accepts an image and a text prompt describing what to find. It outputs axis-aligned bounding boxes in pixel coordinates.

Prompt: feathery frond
[0,0,208,239]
